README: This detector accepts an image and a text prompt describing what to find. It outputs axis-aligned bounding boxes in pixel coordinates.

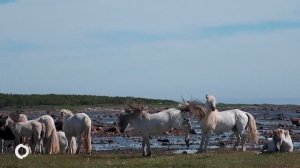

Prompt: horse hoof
[146,153,152,157]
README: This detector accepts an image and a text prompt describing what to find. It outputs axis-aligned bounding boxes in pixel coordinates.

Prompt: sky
[1,0,300,104]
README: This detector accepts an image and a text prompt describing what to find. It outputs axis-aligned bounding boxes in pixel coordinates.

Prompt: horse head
[206,94,217,111]
[59,109,74,120]
[118,111,130,133]
[273,128,285,152]
[118,102,145,133]
[178,99,206,120]
[0,115,8,127]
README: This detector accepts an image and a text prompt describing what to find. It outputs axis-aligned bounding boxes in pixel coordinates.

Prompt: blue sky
[1,0,300,104]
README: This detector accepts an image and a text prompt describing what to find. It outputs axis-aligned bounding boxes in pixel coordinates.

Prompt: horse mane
[125,102,145,114]
[8,112,19,122]
[187,100,207,120]
[60,109,74,115]
[124,102,150,120]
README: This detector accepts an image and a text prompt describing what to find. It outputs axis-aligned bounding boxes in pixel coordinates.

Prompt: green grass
[0,151,299,168]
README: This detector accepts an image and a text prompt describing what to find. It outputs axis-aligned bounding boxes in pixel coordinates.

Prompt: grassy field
[1,151,299,168]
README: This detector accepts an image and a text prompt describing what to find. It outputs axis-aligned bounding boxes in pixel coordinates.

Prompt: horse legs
[43,137,49,154]
[203,131,212,152]
[66,135,73,154]
[1,139,4,154]
[141,137,146,156]
[240,131,248,151]
[198,132,206,153]
[33,135,42,154]
[76,136,81,154]
[40,138,45,154]
[146,138,151,157]
[141,136,151,157]
[232,129,241,151]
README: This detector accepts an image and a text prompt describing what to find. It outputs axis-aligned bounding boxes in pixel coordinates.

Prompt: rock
[218,141,226,147]
[291,118,300,126]
[157,138,170,143]
[104,126,119,133]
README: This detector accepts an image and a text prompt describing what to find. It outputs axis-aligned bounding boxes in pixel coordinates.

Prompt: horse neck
[63,113,74,120]
[201,110,218,131]
[6,118,21,134]
[206,109,218,118]
[166,110,185,128]
[6,118,15,128]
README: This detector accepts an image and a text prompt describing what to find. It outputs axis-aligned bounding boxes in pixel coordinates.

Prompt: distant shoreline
[1,103,300,114]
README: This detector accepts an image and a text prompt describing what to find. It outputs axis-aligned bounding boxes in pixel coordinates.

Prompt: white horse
[56,131,77,154]
[179,95,258,152]
[273,128,293,153]
[59,109,92,154]
[261,129,293,153]
[36,115,60,154]
[118,102,191,157]
[5,115,44,154]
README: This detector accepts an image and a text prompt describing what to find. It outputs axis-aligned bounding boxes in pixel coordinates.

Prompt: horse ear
[181,96,186,104]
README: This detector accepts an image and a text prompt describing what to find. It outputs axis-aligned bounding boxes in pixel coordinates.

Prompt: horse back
[63,113,91,136]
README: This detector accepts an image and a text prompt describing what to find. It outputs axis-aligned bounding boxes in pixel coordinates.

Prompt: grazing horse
[118,102,191,157]
[5,115,44,154]
[34,115,60,154]
[179,95,258,153]
[59,109,92,154]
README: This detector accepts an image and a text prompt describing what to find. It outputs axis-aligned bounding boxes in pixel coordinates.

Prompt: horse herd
[0,95,295,156]
[0,109,91,155]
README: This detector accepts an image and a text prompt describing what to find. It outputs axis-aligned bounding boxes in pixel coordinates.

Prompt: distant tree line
[0,93,177,108]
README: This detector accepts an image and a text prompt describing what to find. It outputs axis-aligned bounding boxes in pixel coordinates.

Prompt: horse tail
[245,112,259,144]
[83,116,92,154]
[49,129,60,154]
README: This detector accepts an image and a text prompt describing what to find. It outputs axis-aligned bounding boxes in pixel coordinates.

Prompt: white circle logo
[15,144,29,159]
